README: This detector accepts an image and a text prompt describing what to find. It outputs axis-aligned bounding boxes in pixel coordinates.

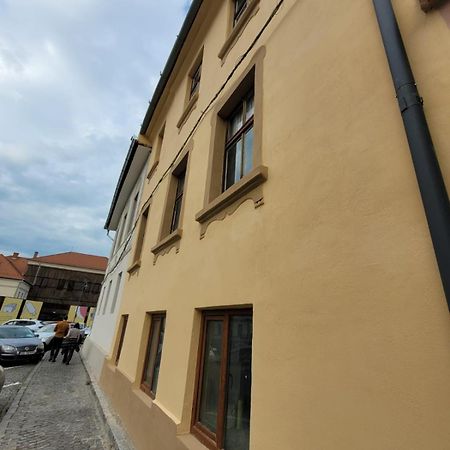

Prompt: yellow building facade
[98,1,450,449]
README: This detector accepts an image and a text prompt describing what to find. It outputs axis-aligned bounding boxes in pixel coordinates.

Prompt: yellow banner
[68,305,89,324]
[67,305,77,322]
[20,300,43,320]
[0,298,23,324]
[86,307,96,328]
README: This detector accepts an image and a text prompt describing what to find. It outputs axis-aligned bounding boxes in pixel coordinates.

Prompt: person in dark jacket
[62,323,82,365]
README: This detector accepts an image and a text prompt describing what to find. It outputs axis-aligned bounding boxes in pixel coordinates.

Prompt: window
[67,280,74,291]
[115,314,128,365]
[151,149,190,259]
[223,91,254,191]
[190,61,202,99]
[170,168,186,234]
[39,277,48,288]
[192,309,252,450]
[102,280,112,315]
[234,0,247,25]
[147,124,165,180]
[127,192,139,236]
[57,279,66,290]
[141,314,166,398]
[110,272,122,314]
[131,204,149,268]
[92,283,100,294]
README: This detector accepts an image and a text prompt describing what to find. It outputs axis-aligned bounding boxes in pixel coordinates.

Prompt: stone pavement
[0,353,115,450]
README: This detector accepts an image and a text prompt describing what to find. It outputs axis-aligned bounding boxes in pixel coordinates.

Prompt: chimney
[33,252,39,259]
[13,252,19,257]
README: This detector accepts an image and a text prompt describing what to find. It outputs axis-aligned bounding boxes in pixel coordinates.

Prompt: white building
[0,253,30,300]
[82,138,150,380]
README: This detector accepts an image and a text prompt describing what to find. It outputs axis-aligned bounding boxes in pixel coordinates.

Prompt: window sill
[195,165,267,224]
[151,228,183,257]
[127,259,141,274]
[177,91,199,130]
[218,0,260,61]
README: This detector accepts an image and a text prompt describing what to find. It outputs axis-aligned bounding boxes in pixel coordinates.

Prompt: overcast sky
[0,0,191,259]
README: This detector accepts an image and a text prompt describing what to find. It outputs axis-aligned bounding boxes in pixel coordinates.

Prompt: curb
[80,354,135,450]
[0,360,41,441]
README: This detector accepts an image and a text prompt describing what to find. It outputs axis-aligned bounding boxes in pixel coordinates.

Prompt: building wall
[84,168,146,380]
[99,1,450,450]
[0,278,29,299]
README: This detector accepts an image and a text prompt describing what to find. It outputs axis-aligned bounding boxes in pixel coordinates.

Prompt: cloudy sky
[0,0,191,258]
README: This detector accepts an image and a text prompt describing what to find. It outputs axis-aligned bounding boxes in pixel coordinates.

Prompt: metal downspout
[372,0,450,309]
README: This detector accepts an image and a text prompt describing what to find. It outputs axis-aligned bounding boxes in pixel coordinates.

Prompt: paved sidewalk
[0,353,114,450]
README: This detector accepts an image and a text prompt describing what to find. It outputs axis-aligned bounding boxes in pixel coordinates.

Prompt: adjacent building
[92,1,450,450]
[83,138,150,380]
[0,253,30,300]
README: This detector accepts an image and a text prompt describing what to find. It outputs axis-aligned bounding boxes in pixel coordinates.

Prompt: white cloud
[0,0,188,258]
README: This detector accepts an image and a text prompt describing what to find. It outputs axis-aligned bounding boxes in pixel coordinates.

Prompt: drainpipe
[372,0,450,309]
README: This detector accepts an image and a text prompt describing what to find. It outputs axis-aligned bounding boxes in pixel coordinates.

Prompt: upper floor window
[234,0,247,25]
[57,279,66,290]
[223,91,254,191]
[170,167,186,234]
[192,309,253,450]
[132,205,150,265]
[190,61,202,99]
[115,314,128,365]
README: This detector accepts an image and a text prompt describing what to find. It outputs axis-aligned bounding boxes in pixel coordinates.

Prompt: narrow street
[0,354,114,449]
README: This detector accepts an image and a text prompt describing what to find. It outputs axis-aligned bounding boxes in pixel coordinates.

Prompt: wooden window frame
[191,308,253,450]
[169,168,186,234]
[233,0,248,25]
[147,124,165,180]
[115,314,128,365]
[141,313,166,399]
[128,204,150,272]
[190,61,202,99]
[223,91,254,191]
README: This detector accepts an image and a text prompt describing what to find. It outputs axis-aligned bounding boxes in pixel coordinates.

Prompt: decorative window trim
[218,0,260,61]
[195,47,266,238]
[151,228,182,258]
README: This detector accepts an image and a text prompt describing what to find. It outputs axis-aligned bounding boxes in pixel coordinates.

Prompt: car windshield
[39,324,56,333]
[0,327,35,339]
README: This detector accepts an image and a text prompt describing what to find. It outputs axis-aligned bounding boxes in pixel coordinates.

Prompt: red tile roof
[0,254,24,280]
[31,252,108,271]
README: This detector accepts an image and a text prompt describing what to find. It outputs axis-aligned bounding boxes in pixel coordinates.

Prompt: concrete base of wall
[82,337,108,382]
[99,362,207,450]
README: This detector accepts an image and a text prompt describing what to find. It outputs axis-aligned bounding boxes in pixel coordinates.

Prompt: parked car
[0,326,45,364]
[2,319,45,332]
[35,323,57,351]
[0,365,4,392]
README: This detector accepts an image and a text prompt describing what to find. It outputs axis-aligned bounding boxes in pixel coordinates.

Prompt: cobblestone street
[0,354,114,449]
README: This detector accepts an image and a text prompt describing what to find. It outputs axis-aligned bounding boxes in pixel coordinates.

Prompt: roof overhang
[105,138,151,231]
[139,0,204,135]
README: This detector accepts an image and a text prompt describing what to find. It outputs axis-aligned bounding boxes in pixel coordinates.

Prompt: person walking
[49,316,70,362]
[62,323,82,365]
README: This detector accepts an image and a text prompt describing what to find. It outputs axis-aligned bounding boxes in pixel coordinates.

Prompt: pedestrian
[49,316,70,362]
[62,323,82,365]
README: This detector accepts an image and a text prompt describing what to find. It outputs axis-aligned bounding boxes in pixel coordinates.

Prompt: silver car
[0,326,45,364]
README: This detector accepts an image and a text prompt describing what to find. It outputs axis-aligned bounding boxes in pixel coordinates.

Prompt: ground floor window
[192,309,252,450]
[141,313,166,398]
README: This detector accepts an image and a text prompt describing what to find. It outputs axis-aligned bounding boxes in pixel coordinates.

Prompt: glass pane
[150,317,165,394]
[228,106,243,139]
[243,127,253,177]
[170,198,182,232]
[245,94,254,121]
[143,319,161,387]
[224,144,237,190]
[224,316,252,450]
[199,320,223,434]
[234,138,243,182]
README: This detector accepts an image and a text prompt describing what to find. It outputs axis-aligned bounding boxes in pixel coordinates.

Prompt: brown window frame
[233,0,248,25]
[190,61,202,99]
[129,204,150,272]
[223,90,254,191]
[141,313,166,399]
[115,314,128,365]
[169,167,186,234]
[191,308,253,450]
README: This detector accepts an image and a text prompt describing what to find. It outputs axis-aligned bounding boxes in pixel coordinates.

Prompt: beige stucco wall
[100,1,450,449]
[0,278,29,300]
